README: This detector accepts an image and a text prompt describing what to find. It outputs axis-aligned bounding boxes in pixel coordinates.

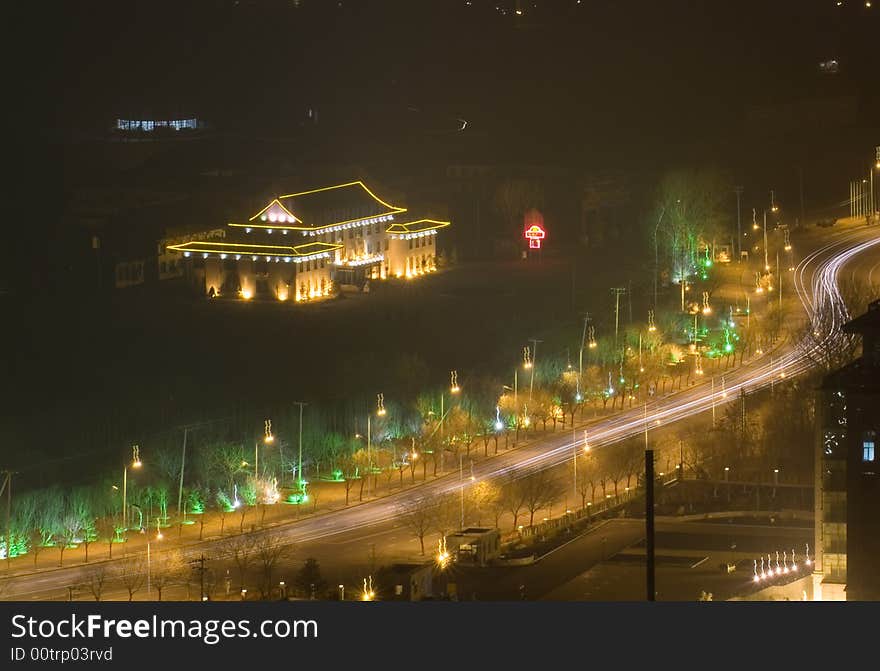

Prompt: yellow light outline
[279,180,406,213]
[166,240,342,257]
[237,181,407,232]
[230,208,403,233]
[248,199,302,223]
[385,219,450,234]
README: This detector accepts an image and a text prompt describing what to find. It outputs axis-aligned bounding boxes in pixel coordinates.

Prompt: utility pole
[627,280,633,324]
[177,427,189,518]
[572,421,578,505]
[734,186,743,260]
[459,454,464,530]
[777,251,781,311]
[679,440,684,480]
[611,287,626,346]
[191,554,206,601]
[578,313,590,379]
[653,208,665,308]
[293,401,308,493]
[763,210,769,272]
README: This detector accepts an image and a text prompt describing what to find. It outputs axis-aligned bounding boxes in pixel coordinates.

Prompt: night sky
[29,1,880,152]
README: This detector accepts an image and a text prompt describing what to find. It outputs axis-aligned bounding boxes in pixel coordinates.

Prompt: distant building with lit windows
[116,118,202,132]
[164,181,449,302]
[814,299,880,600]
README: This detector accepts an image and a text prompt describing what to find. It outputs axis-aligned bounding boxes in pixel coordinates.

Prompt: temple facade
[164,181,449,302]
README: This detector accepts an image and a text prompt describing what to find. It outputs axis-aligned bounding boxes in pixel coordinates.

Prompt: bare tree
[339,454,359,506]
[225,535,258,590]
[151,549,185,602]
[81,566,108,602]
[500,476,529,530]
[622,439,646,490]
[28,527,46,567]
[432,493,461,537]
[577,454,598,509]
[397,496,435,555]
[53,511,83,568]
[521,470,565,527]
[467,481,499,526]
[118,555,147,601]
[255,534,294,599]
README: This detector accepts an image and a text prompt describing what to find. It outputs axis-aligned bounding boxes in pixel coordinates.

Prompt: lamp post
[527,339,542,401]
[578,313,590,399]
[763,209,769,272]
[654,207,666,308]
[572,417,577,504]
[870,146,878,216]
[367,394,386,497]
[293,402,308,494]
[459,454,464,530]
[253,419,275,481]
[122,445,142,531]
[146,523,163,600]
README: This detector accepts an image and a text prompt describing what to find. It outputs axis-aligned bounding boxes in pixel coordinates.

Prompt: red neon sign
[524,224,546,249]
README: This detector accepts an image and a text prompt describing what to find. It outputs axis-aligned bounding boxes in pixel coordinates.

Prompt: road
[4,223,879,600]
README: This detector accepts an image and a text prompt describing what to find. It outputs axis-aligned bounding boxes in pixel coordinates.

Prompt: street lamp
[146,522,162,600]
[122,445,142,531]
[293,401,308,496]
[361,576,375,601]
[263,419,274,444]
[653,207,666,309]
[365,394,386,497]
[527,339,541,401]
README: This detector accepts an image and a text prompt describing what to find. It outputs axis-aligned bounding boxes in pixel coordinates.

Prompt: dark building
[815,298,880,601]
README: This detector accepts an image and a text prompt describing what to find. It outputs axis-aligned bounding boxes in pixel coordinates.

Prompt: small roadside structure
[445,528,501,567]
[377,563,434,601]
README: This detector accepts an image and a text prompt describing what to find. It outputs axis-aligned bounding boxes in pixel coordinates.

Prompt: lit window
[864,441,876,462]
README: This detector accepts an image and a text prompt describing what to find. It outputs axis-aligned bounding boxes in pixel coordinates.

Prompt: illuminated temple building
[164,181,450,302]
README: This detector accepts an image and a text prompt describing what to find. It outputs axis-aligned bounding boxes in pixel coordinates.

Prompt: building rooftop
[843,299,880,335]
[386,219,450,236]
[244,181,406,231]
[822,358,880,393]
